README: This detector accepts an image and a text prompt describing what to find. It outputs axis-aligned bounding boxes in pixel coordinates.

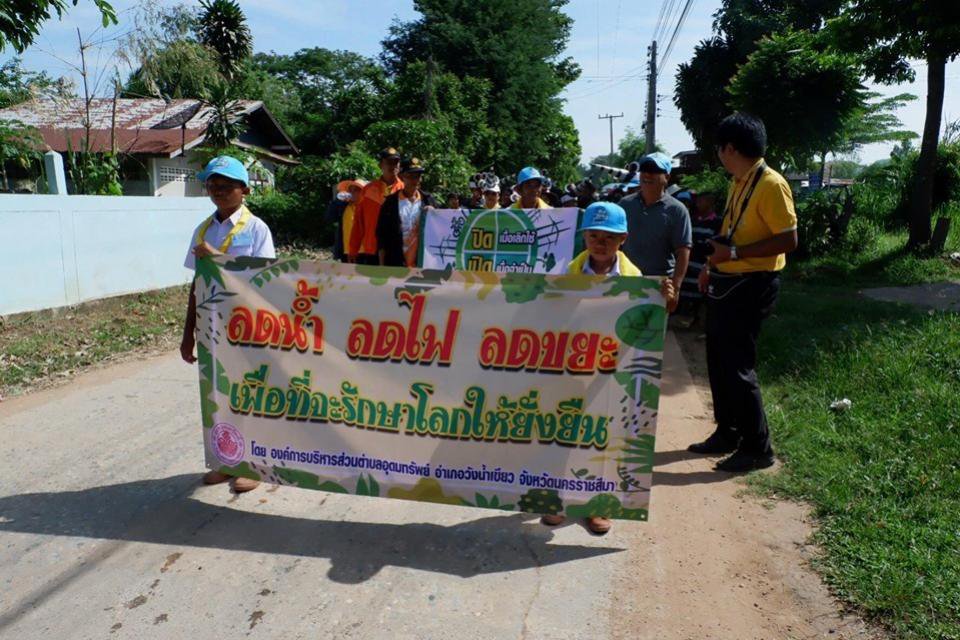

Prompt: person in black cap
[348,147,402,264]
[376,157,437,267]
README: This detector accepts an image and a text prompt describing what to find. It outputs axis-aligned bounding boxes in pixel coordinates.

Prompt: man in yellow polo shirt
[688,112,798,472]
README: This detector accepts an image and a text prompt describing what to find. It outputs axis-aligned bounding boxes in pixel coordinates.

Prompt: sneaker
[687,431,738,454]
[232,477,261,493]
[202,470,231,485]
[586,517,612,535]
[715,450,775,473]
[541,514,566,526]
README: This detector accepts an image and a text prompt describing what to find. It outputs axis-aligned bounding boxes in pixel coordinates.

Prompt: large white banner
[194,258,666,521]
[419,208,580,274]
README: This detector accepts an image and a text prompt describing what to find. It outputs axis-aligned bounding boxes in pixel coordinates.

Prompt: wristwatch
[730,245,739,260]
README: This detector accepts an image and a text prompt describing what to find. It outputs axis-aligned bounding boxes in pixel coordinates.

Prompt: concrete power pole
[598,113,624,156]
[645,40,658,154]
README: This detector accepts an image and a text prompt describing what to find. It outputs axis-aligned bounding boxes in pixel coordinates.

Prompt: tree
[0,0,117,53]
[123,40,223,99]
[0,57,63,107]
[0,118,41,191]
[674,0,845,159]
[727,30,864,169]
[196,0,252,80]
[363,118,473,194]
[828,0,960,247]
[381,0,581,179]
[249,48,389,154]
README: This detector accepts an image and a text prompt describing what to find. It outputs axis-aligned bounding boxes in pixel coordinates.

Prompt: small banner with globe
[194,257,666,521]
[419,207,581,274]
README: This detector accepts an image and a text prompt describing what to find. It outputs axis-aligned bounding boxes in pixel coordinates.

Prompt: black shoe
[687,431,738,455]
[715,450,776,473]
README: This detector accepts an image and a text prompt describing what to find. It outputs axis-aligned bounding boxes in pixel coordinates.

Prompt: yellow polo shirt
[717,159,797,274]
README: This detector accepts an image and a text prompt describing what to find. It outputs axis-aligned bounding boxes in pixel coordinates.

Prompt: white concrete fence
[0,152,211,316]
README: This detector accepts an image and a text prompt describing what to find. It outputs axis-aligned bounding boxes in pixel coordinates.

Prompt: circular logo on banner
[211,423,245,466]
[455,209,538,273]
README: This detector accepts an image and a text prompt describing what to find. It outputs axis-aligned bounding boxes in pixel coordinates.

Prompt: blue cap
[516,166,544,186]
[638,152,673,175]
[675,189,693,202]
[579,202,628,234]
[197,155,249,186]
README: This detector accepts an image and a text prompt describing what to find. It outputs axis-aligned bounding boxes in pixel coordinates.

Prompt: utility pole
[644,40,657,154]
[598,112,624,156]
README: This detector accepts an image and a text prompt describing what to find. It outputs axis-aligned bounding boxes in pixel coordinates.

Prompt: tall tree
[0,0,116,52]
[196,0,252,80]
[249,48,389,154]
[828,0,960,247]
[381,0,581,181]
[726,30,864,168]
[675,0,845,158]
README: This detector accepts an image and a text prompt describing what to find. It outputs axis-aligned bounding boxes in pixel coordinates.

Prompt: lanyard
[722,162,766,241]
[195,205,252,252]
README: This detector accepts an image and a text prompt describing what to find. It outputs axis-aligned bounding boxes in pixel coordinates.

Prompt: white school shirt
[397,195,423,257]
[183,206,276,270]
[582,254,622,275]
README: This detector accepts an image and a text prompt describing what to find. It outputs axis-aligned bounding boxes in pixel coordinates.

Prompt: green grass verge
[789,230,960,287]
[752,284,959,639]
[0,285,189,397]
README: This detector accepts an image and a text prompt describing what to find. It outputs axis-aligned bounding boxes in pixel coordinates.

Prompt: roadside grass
[0,245,331,399]
[789,230,960,286]
[0,285,189,397]
[749,281,960,638]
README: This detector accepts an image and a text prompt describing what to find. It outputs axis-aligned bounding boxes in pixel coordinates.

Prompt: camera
[702,234,730,256]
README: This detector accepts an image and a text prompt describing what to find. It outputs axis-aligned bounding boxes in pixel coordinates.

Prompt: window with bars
[158,166,197,184]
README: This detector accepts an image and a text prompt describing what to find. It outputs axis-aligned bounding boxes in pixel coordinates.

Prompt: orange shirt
[349,177,402,255]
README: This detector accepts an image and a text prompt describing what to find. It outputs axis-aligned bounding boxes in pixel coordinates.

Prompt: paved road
[0,334,870,639]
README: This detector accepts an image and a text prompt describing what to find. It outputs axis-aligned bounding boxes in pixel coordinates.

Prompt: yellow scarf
[194,205,252,252]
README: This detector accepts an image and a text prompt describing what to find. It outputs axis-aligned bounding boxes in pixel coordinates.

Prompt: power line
[657,0,682,45]
[651,0,671,46]
[659,0,695,75]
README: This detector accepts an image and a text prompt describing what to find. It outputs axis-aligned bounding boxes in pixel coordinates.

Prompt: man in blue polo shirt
[619,153,691,311]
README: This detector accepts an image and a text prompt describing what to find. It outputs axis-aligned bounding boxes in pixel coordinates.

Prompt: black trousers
[354,254,379,266]
[705,271,780,455]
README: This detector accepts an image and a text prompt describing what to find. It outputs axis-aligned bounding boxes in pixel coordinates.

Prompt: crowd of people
[180,112,798,537]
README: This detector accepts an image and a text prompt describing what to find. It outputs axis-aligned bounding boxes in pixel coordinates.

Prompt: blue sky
[14,0,960,165]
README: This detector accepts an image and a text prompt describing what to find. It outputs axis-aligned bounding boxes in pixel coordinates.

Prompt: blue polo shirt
[619,192,692,276]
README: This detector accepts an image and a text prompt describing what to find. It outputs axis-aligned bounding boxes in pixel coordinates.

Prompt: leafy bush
[795,188,849,258]
[246,190,330,245]
[892,142,960,225]
[679,167,730,198]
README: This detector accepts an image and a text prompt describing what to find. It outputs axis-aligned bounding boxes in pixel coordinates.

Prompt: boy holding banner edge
[544,201,676,534]
[180,156,276,493]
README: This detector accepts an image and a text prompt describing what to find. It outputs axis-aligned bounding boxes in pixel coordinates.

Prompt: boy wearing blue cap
[511,167,552,210]
[541,202,676,535]
[181,155,275,493]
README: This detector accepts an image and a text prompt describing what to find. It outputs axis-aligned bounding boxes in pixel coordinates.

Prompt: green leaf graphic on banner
[355,264,409,286]
[603,276,657,299]
[518,488,563,514]
[641,379,661,410]
[395,266,454,298]
[463,493,516,511]
[223,256,276,271]
[217,462,261,481]
[387,478,463,504]
[195,256,224,289]
[502,273,549,303]
[614,371,640,398]
[615,304,666,351]
[196,342,218,429]
[566,494,647,520]
[249,259,301,287]
[550,274,593,291]
[273,467,348,493]
[356,474,380,497]
[618,435,656,473]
